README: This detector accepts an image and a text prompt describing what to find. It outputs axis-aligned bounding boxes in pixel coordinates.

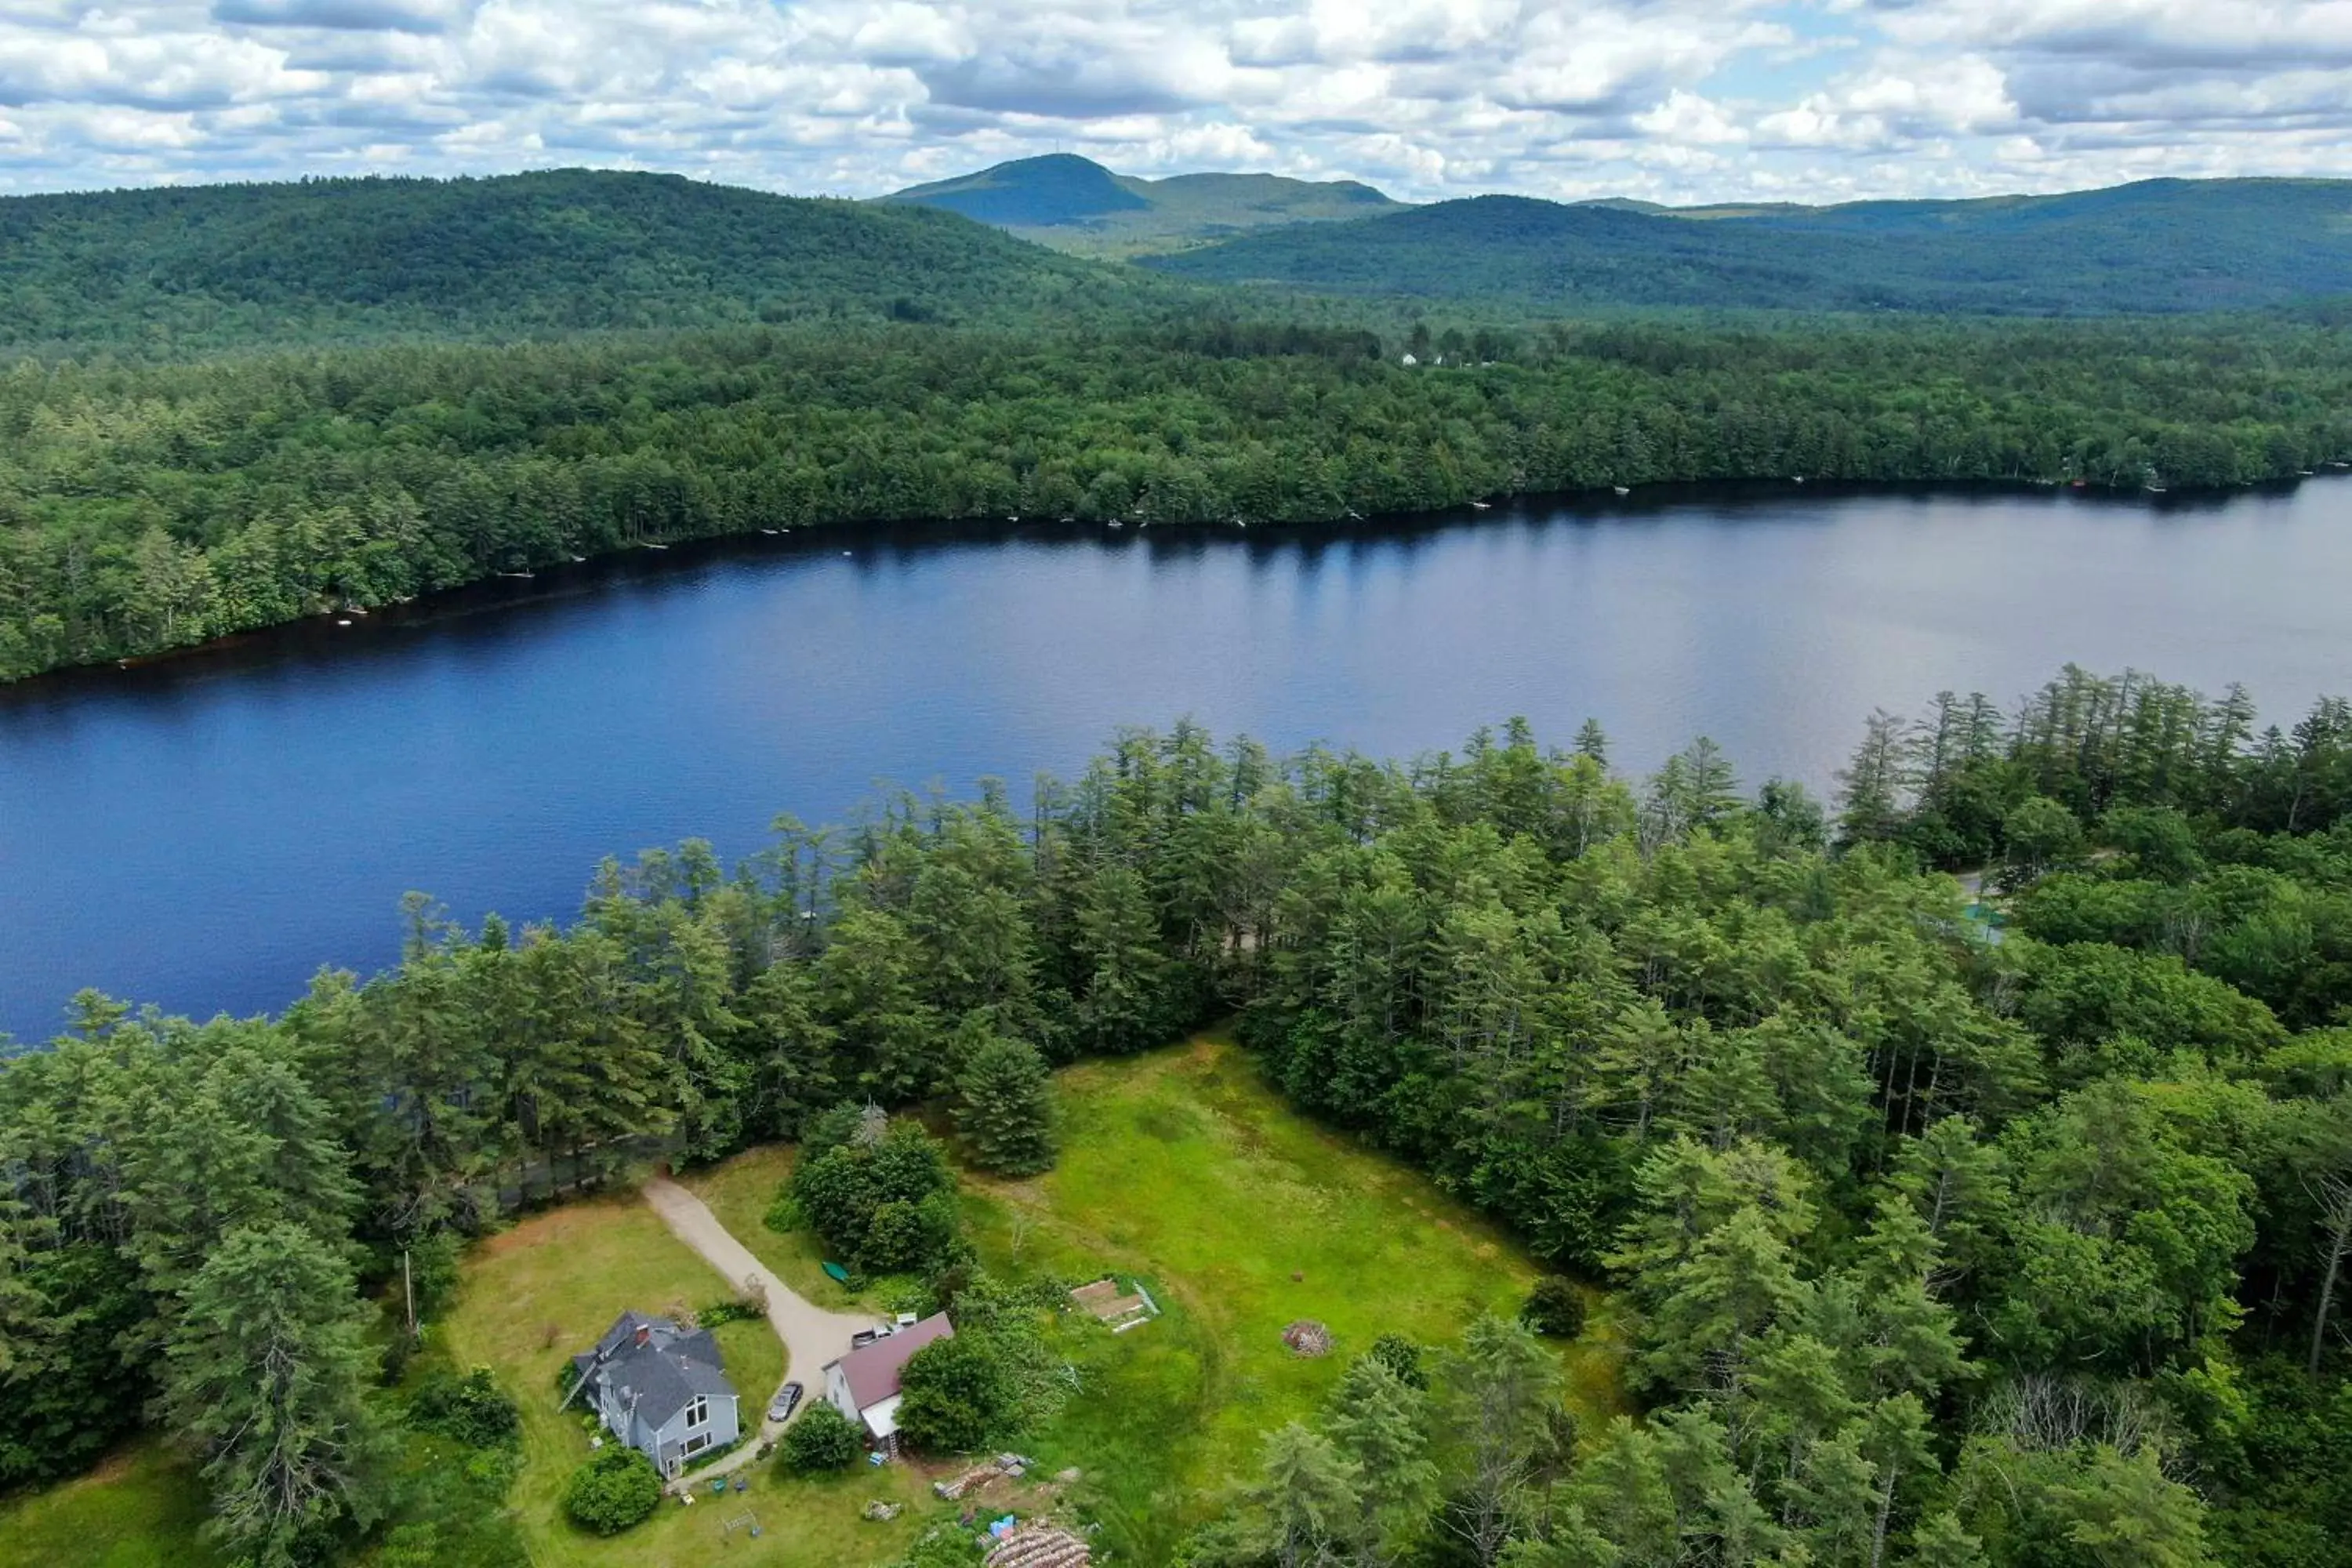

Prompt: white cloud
[0,0,2342,203]
[1635,90,1748,146]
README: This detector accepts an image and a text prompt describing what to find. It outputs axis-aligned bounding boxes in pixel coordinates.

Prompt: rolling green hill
[0,168,1168,354]
[1148,178,2352,314]
[882,152,1402,256]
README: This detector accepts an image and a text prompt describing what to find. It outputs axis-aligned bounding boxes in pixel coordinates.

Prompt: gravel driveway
[641,1174,874,1480]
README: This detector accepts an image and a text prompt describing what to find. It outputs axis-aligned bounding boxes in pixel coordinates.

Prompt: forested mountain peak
[882,153,1152,226]
[1585,175,2352,228]
[1148,175,2352,314]
[881,152,1404,255]
[0,167,1160,354]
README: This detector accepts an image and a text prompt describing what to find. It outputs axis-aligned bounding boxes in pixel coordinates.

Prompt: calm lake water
[5,480,2349,1043]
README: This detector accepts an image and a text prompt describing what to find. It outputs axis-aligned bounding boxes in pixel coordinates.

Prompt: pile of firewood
[985,1522,1091,1568]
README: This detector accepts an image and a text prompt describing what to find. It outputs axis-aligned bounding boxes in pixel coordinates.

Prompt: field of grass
[678,1144,888,1316]
[0,1034,1618,1568]
[0,1439,226,1568]
[435,1193,946,1568]
[960,1033,1626,1563]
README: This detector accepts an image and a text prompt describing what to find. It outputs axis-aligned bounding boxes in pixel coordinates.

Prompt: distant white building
[822,1312,954,1452]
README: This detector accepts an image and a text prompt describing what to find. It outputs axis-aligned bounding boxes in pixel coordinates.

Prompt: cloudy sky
[0,1,2344,205]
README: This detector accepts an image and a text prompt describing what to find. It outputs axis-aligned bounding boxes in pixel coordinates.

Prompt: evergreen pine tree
[953,1032,1057,1176]
[1254,1421,1363,1568]
[161,1222,387,1566]
[1325,1354,1436,1564]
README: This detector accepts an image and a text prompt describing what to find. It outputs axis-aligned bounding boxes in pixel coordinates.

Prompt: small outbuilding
[822,1311,954,1452]
[569,1310,742,1479]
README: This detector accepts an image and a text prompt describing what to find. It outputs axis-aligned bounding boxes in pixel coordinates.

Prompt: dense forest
[5,313,2350,681]
[1146,179,2352,315]
[2,666,2349,1566]
[5,169,2352,687]
[0,170,1168,355]
[882,153,1403,256]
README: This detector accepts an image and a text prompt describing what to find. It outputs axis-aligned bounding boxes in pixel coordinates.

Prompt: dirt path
[641,1174,873,1483]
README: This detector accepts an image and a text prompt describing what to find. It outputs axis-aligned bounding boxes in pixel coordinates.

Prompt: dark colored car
[768,1381,803,1423]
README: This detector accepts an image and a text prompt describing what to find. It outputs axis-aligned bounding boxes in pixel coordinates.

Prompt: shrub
[409,1367,521,1447]
[697,1295,763,1328]
[779,1400,862,1472]
[1523,1276,1588,1339]
[891,1523,988,1567]
[379,1327,418,1387]
[791,1115,967,1276]
[1366,1332,1428,1388]
[562,1446,662,1535]
[405,1231,463,1321]
[897,1332,1015,1454]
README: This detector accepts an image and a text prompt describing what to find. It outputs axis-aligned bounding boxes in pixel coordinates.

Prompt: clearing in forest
[0,1034,1616,1568]
[962,1033,1626,1563]
[675,1033,1625,1565]
[437,1196,937,1568]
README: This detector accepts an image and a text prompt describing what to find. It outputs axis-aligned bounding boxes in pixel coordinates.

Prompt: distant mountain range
[880,156,2352,313]
[1144,179,2352,315]
[4,163,2350,358]
[0,169,1166,353]
[880,153,1401,256]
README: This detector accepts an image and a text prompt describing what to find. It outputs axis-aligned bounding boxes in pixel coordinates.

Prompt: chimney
[634,1323,651,1348]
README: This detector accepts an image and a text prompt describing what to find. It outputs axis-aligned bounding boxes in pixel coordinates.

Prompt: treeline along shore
[5,314,2351,683]
[5,668,2352,1564]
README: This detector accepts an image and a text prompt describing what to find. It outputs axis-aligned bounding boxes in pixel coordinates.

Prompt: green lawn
[436,1193,945,1568]
[0,1439,227,1568]
[677,1144,888,1316]
[960,1033,1627,1563]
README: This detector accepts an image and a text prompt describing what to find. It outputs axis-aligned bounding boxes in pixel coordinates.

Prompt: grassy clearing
[436,1192,943,1568]
[2,1035,1619,1568]
[677,1145,887,1316]
[961,1033,1627,1563]
[0,1439,226,1568]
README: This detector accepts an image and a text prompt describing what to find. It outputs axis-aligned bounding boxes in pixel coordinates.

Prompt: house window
[683,1431,712,1456]
[683,1396,710,1430]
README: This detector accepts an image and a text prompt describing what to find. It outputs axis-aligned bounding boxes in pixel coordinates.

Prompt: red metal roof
[837,1312,953,1410]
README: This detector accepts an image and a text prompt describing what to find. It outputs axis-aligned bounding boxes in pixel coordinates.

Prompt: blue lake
[5,480,2348,1042]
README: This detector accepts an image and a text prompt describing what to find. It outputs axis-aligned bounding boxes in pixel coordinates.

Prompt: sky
[0,1,2346,205]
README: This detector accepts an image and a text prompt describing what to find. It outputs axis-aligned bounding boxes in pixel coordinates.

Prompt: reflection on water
[4,479,2346,1041]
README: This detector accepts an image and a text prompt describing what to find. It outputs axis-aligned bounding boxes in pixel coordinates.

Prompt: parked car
[767,1382,802,1423]
[851,1328,880,1348]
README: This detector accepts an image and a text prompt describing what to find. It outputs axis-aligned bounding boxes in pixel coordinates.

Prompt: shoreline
[5,468,2342,700]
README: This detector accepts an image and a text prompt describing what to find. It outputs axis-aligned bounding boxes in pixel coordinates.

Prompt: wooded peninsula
[4,667,2350,1567]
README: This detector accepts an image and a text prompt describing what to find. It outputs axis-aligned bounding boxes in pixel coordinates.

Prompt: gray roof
[575,1311,735,1428]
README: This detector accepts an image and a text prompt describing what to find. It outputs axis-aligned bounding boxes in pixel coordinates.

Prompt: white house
[822,1312,953,1451]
